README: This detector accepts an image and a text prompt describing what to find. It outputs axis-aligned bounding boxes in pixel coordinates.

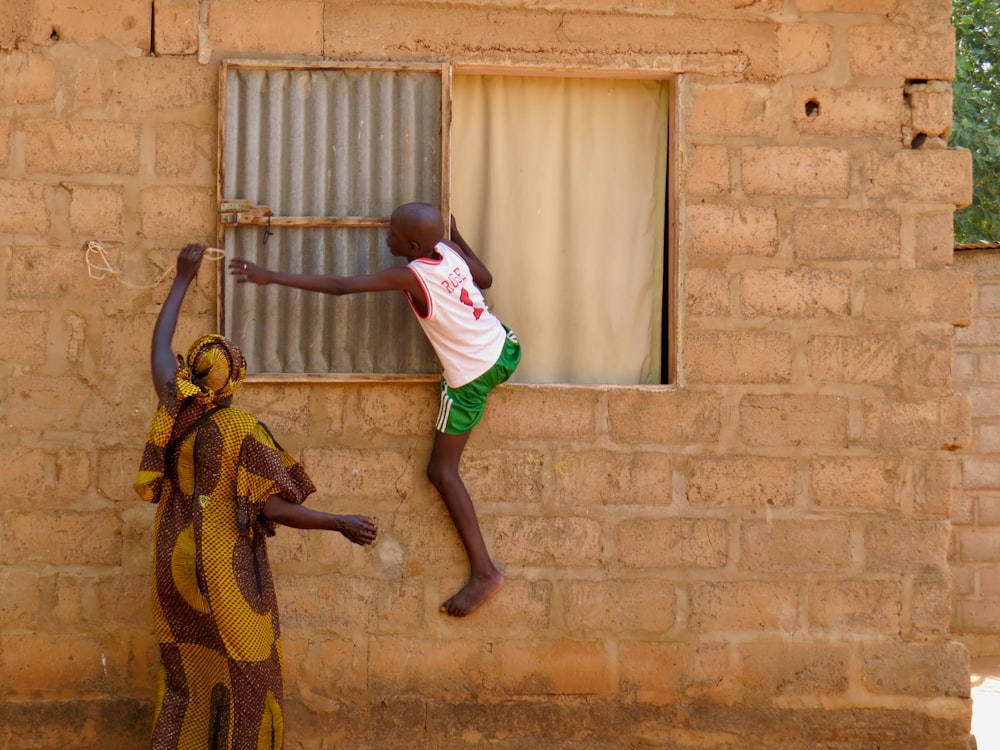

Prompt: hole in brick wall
[805,99,820,117]
[911,132,928,149]
[49,28,59,41]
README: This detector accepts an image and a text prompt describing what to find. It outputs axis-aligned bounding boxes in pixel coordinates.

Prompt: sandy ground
[972,657,1000,750]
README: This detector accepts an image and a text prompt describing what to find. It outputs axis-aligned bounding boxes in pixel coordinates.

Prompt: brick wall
[0,1,977,748]
[952,248,1000,657]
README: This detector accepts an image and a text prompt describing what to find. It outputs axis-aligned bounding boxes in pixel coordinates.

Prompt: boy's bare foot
[440,571,505,617]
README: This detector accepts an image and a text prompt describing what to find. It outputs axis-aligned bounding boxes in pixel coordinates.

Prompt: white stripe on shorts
[436,388,453,432]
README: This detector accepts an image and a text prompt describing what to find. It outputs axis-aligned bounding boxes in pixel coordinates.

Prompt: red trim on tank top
[404,266,433,319]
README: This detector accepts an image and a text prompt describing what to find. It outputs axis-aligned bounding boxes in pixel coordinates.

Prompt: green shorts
[436,328,521,435]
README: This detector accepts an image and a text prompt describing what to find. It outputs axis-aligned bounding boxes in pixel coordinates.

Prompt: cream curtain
[450,75,669,384]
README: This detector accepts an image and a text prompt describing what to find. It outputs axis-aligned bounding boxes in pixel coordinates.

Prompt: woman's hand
[176,243,208,282]
[337,515,378,546]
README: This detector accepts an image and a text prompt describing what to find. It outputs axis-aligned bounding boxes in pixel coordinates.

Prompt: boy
[230,202,521,617]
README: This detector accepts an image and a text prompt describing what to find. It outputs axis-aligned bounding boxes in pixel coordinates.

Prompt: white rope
[85,240,225,289]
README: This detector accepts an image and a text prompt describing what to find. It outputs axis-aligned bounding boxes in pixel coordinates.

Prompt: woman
[136,243,377,749]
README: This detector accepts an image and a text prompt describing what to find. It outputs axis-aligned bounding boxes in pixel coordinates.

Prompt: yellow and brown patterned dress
[136,335,314,750]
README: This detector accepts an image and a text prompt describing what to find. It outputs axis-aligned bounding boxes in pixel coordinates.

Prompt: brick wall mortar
[0,3,977,749]
[952,249,1000,657]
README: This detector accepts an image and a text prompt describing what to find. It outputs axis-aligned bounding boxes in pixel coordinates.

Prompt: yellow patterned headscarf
[177,333,247,405]
[135,334,247,503]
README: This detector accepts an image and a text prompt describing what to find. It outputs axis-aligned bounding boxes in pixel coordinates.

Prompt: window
[219,61,671,384]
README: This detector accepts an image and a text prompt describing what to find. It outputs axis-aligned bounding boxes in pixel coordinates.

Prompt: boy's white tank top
[405,242,507,388]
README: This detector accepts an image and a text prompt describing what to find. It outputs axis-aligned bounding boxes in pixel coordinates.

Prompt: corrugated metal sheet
[220,63,444,375]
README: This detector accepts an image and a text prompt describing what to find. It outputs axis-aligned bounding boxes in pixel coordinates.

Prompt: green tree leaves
[951,0,1000,242]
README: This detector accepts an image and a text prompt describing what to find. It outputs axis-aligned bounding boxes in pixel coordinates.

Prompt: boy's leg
[427,428,504,617]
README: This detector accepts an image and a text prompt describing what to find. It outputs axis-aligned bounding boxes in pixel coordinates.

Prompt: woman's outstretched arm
[151,243,208,395]
[261,495,378,546]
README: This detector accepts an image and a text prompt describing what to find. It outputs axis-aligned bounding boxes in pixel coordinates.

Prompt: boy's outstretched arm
[261,495,378,546]
[447,215,493,290]
[151,243,208,396]
[229,259,422,298]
